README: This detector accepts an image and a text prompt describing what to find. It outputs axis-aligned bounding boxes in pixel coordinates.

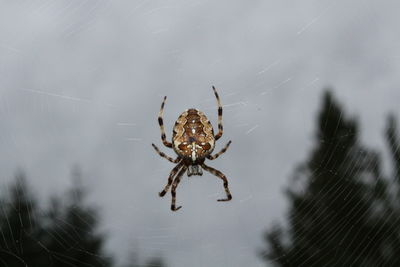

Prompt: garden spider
[152,86,232,211]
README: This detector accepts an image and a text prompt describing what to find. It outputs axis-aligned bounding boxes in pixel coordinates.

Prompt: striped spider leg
[152,86,233,211]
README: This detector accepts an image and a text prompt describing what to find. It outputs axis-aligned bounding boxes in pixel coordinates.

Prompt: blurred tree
[122,251,139,267]
[260,91,397,266]
[0,169,168,267]
[0,172,49,266]
[45,167,113,266]
[123,253,167,267]
[145,256,167,267]
[386,114,400,191]
[382,114,400,264]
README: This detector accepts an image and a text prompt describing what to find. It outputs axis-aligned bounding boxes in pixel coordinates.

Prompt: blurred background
[1,0,400,266]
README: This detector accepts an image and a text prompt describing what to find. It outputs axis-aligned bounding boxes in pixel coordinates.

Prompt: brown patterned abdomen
[172,109,215,161]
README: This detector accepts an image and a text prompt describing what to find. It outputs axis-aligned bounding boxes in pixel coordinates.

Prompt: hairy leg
[158,96,173,148]
[152,143,180,163]
[212,86,224,141]
[171,166,187,211]
[201,163,232,201]
[159,161,183,197]
[207,140,232,160]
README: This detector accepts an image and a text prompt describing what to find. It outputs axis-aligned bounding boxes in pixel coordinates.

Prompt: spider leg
[159,161,183,197]
[152,143,180,163]
[207,140,232,160]
[212,86,223,141]
[200,163,232,201]
[158,96,173,148]
[171,165,187,211]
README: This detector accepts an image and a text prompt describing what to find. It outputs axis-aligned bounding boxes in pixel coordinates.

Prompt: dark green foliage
[0,171,112,267]
[382,114,400,262]
[0,170,167,267]
[44,176,112,267]
[261,91,400,266]
[145,257,167,267]
[386,114,400,186]
[123,255,167,267]
[0,172,49,266]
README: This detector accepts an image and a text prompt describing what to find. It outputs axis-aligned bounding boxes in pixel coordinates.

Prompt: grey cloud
[1,1,400,266]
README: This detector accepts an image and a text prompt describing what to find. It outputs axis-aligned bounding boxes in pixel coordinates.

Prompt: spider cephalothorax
[152,86,232,211]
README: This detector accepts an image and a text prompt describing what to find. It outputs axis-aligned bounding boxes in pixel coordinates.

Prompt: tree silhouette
[145,257,167,267]
[0,169,113,266]
[382,114,400,264]
[260,91,397,266]
[0,172,49,266]
[386,114,400,190]
[44,168,113,266]
[0,169,168,267]
[122,249,167,267]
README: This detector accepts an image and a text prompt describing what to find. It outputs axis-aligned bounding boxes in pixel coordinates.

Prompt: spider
[152,86,232,211]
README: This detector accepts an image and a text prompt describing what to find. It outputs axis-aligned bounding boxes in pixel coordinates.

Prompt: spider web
[1,1,399,267]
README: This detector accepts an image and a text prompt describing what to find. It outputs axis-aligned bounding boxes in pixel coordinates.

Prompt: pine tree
[0,168,168,267]
[45,169,113,266]
[123,253,167,267]
[260,91,393,266]
[382,114,400,264]
[145,256,167,267]
[386,114,400,190]
[0,172,50,266]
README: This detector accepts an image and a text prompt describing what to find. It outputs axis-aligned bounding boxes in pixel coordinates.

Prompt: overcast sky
[1,1,400,266]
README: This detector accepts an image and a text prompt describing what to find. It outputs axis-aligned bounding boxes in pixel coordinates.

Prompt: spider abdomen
[153,86,232,211]
[172,108,215,162]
